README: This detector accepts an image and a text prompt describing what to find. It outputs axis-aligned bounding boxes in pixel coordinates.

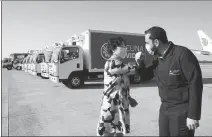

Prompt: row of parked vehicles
[2,53,29,70]
[4,29,155,89]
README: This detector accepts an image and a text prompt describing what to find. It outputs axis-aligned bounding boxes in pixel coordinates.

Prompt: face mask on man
[146,44,157,55]
[146,44,154,55]
[146,40,158,56]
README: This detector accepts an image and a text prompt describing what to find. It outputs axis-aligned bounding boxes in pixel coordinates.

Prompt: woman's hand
[128,62,137,69]
[135,52,143,65]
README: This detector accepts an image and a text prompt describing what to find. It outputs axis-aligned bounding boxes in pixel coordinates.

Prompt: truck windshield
[12,54,27,64]
[24,58,27,63]
[13,54,23,60]
[13,54,28,61]
[37,54,45,63]
[29,55,34,63]
[60,47,79,63]
[25,55,29,63]
[51,46,61,63]
[44,51,52,63]
[3,59,9,63]
[13,58,23,64]
[25,56,29,63]
[22,58,25,63]
[32,54,37,63]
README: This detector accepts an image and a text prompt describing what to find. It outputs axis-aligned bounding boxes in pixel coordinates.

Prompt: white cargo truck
[2,58,12,70]
[28,54,34,74]
[31,50,45,76]
[9,53,29,70]
[24,55,30,72]
[22,57,26,71]
[49,30,154,88]
[49,42,63,82]
[41,46,53,78]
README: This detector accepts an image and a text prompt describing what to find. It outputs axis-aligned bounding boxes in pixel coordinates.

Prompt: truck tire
[130,73,141,84]
[67,74,84,89]
[7,66,12,70]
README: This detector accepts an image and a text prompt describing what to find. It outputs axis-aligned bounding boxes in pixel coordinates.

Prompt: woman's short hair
[106,37,126,56]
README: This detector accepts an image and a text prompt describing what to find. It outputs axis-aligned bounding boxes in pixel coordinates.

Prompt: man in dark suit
[135,26,203,136]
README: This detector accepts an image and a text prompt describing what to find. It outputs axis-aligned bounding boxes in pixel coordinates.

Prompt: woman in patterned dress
[97,37,137,136]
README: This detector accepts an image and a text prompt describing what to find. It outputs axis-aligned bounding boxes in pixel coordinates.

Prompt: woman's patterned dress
[97,56,135,136]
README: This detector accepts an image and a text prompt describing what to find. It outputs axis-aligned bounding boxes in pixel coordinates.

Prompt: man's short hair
[144,26,168,44]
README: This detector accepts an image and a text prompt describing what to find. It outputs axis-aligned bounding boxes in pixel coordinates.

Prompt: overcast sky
[2,1,212,61]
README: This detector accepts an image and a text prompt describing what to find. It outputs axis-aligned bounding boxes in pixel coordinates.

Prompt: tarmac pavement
[1,65,212,136]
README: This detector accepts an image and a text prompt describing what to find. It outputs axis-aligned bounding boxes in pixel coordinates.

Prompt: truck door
[59,47,83,80]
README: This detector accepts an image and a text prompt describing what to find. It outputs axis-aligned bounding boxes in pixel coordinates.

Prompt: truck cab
[13,59,20,70]
[2,58,12,70]
[41,46,53,78]
[23,56,27,72]
[22,57,27,71]
[25,55,31,72]
[31,52,45,76]
[28,55,34,74]
[9,53,29,70]
[31,52,37,75]
[49,30,153,89]
[49,44,84,88]
[21,58,25,71]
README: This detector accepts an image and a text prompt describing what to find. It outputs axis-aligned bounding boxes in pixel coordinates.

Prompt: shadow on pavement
[81,84,104,89]
[61,78,212,90]
[61,81,104,90]
[80,80,158,90]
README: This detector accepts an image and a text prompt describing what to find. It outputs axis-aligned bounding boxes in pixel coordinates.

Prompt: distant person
[96,37,138,136]
[135,26,203,137]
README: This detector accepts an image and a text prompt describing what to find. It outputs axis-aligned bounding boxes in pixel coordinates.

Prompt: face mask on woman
[114,47,127,59]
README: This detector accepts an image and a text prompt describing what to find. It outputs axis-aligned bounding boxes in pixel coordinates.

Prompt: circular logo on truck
[101,43,111,60]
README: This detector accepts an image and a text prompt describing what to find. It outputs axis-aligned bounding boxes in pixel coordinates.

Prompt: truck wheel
[7,66,12,70]
[67,75,84,89]
[131,73,141,84]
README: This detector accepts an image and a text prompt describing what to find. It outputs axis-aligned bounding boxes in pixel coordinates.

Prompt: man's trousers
[159,108,195,137]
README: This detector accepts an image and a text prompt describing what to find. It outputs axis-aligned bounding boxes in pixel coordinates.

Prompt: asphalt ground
[1,64,212,136]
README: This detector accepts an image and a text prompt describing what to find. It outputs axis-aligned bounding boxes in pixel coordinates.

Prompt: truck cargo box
[76,30,146,72]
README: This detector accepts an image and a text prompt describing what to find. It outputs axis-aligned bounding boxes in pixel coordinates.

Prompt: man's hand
[187,117,199,130]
